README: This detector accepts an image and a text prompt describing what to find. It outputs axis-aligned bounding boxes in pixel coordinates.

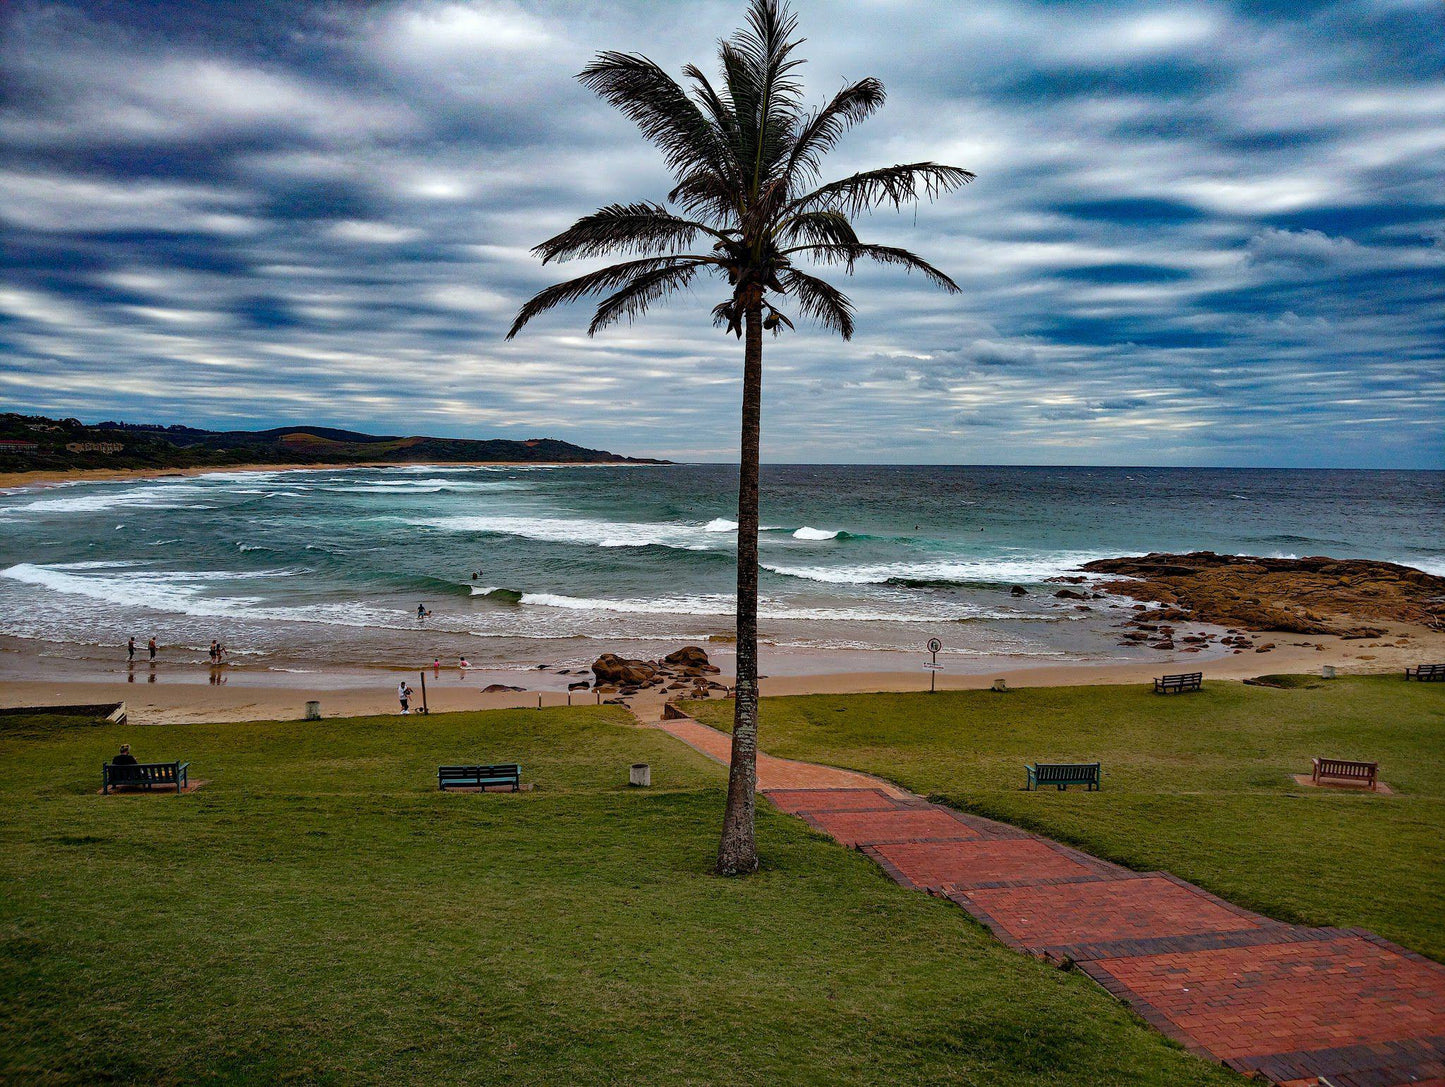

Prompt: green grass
[0,706,1243,1085]
[688,675,1445,959]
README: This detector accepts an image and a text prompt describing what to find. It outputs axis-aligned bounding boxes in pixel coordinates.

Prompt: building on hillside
[64,441,124,454]
[0,440,39,453]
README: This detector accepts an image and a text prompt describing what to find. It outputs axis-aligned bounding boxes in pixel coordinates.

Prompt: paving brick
[1081,936,1445,1069]
[869,838,1108,891]
[764,788,902,814]
[802,807,982,846]
[641,706,1445,1086]
[961,875,1264,948]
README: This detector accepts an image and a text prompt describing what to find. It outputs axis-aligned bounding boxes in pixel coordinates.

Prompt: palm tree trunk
[716,296,764,876]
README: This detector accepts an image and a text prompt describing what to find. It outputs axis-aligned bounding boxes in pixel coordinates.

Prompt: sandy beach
[3,622,1439,725]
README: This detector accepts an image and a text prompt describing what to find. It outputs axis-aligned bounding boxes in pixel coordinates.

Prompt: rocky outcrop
[591,646,726,698]
[1081,552,1445,635]
[591,653,659,687]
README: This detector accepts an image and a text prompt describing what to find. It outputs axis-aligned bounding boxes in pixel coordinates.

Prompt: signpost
[925,637,943,693]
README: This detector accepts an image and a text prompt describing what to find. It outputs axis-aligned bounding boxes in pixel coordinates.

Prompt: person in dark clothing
[148,638,157,662]
[112,744,138,766]
[127,637,136,661]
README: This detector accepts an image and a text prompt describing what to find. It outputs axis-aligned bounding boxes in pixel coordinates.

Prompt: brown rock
[1080,551,1445,635]
[664,645,712,669]
[592,653,659,687]
[1054,588,1088,600]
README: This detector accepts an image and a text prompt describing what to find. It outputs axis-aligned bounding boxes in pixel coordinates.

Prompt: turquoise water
[1,464,1440,676]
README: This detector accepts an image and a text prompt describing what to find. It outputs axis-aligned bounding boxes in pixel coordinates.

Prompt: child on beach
[148,637,157,662]
[398,681,413,714]
[458,657,470,670]
[127,637,135,661]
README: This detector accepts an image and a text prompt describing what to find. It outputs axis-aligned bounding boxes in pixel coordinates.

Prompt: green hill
[0,413,663,472]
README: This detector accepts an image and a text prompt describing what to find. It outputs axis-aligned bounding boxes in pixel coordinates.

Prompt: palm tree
[507,0,972,875]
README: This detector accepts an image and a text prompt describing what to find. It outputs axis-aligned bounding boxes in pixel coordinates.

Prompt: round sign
[927,637,943,654]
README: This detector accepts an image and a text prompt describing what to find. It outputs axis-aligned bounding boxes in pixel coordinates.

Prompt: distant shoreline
[0,460,654,491]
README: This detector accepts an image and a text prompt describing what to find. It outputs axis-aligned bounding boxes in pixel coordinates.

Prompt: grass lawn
[688,674,1445,960]
[0,706,1243,1085]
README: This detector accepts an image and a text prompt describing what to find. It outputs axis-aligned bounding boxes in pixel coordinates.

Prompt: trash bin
[629,763,651,787]
[305,700,321,720]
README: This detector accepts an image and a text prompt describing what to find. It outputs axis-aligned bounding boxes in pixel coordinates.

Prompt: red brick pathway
[643,706,1445,1087]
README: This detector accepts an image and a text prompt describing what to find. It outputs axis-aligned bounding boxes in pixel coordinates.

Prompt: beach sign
[926,638,943,692]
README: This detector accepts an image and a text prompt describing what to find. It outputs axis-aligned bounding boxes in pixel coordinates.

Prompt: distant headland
[0,413,665,477]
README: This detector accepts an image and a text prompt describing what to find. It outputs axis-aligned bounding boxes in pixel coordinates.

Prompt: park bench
[103,760,188,794]
[1025,762,1101,791]
[1404,663,1445,682]
[1154,672,1202,694]
[438,763,521,791]
[1311,757,1378,790]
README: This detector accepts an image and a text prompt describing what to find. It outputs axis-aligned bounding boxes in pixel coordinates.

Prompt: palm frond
[790,162,975,217]
[506,257,710,339]
[788,242,961,292]
[683,64,739,151]
[668,169,741,221]
[776,209,858,247]
[533,203,728,264]
[588,263,701,335]
[783,78,885,185]
[720,0,806,198]
[579,52,732,180]
[778,268,854,339]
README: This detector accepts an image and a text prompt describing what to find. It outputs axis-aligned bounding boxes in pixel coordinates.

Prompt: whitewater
[1,462,1440,674]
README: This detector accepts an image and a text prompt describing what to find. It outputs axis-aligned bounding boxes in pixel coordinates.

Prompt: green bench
[103,760,189,794]
[1025,762,1101,791]
[438,763,521,791]
[1154,672,1202,694]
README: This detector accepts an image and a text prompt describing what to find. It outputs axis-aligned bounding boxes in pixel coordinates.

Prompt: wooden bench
[103,760,189,794]
[438,763,521,791]
[1405,663,1445,682]
[1154,672,1202,694]
[1025,762,1101,791]
[1311,756,1378,790]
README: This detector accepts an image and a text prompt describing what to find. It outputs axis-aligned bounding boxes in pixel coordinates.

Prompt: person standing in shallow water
[127,637,135,662]
[148,637,157,662]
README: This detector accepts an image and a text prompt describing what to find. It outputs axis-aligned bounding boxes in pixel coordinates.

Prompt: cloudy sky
[2,0,1442,466]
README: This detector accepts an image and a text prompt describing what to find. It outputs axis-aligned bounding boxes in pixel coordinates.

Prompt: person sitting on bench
[112,743,138,766]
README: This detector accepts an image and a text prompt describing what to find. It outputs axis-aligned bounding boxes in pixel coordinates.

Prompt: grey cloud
[0,0,1441,467]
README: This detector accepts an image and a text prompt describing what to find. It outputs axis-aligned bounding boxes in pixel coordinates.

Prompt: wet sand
[2,624,1438,725]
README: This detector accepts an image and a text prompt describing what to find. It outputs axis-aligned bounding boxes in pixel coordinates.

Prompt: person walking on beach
[127,637,135,662]
[208,641,219,665]
[398,680,413,715]
[148,637,157,662]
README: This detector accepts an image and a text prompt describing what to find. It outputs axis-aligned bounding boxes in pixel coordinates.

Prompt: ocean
[1,464,1441,682]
